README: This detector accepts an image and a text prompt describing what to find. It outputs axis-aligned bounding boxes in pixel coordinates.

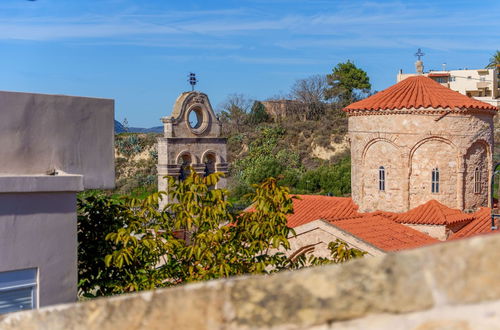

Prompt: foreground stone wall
[3,232,500,329]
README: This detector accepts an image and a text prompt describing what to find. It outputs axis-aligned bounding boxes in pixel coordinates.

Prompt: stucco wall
[0,191,77,307]
[349,111,494,212]
[0,91,115,189]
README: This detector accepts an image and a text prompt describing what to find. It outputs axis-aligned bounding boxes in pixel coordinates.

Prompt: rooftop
[288,195,495,251]
[381,199,476,225]
[344,75,497,113]
[287,195,360,228]
[327,214,438,251]
[449,207,493,240]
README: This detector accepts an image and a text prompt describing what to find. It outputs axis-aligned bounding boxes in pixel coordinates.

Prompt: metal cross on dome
[415,48,425,61]
[188,72,198,91]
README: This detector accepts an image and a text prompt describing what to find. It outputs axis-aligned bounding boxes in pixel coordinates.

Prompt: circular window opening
[188,108,203,129]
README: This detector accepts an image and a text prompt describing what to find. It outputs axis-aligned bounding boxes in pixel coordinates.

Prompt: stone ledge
[0,175,84,193]
[2,232,500,329]
[331,298,500,330]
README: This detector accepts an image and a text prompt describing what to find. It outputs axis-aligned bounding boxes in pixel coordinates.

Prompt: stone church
[157,91,228,208]
[345,75,497,213]
[283,75,498,257]
[157,75,497,256]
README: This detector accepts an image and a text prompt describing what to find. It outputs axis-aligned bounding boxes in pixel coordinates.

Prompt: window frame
[431,168,440,193]
[378,166,385,192]
[0,268,38,315]
[474,167,482,194]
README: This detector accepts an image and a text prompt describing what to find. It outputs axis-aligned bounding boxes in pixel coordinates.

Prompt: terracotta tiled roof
[449,208,494,240]
[344,76,498,113]
[382,200,475,225]
[282,195,495,251]
[327,215,438,251]
[287,195,359,228]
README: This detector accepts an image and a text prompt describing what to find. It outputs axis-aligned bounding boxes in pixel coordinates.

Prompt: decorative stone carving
[157,91,228,208]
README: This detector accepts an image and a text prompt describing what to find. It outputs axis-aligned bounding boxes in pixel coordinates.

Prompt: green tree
[231,126,303,199]
[77,192,131,297]
[296,156,351,196]
[486,50,500,69]
[325,61,371,106]
[247,101,270,125]
[77,171,364,296]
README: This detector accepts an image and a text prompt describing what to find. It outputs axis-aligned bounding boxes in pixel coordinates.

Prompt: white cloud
[0,0,499,56]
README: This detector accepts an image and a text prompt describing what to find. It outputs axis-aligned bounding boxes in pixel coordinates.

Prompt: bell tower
[157,87,228,208]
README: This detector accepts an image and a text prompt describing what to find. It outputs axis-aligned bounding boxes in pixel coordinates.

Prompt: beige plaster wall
[349,111,494,212]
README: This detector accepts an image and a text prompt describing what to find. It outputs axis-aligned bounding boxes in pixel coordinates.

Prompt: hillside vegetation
[113,61,372,204]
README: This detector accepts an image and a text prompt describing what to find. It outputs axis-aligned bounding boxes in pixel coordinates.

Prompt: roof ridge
[432,200,449,222]
[344,76,498,113]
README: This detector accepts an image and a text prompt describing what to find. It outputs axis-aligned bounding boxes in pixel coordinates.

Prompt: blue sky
[0,0,499,127]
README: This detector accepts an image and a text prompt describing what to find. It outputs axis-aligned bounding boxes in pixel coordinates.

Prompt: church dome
[344,75,497,113]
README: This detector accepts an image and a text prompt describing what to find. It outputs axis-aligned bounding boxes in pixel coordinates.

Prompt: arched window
[474,167,481,194]
[431,168,439,193]
[378,166,385,191]
[204,153,216,177]
[179,154,192,181]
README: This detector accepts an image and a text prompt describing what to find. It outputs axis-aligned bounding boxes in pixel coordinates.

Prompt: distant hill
[114,120,163,134]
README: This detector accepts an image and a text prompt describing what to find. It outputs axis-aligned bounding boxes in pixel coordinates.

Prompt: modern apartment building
[397,63,500,107]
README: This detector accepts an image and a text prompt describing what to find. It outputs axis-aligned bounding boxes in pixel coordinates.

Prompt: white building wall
[397,68,500,107]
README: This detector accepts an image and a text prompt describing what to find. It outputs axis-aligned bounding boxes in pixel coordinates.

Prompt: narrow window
[474,167,481,194]
[0,268,37,315]
[179,154,192,181]
[204,154,216,177]
[432,168,440,193]
[379,166,385,191]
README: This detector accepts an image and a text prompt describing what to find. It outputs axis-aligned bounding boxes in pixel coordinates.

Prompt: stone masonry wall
[3,232,500,329]
[349,111,494,212]
[157,92,228,207]
[464,141,489,210]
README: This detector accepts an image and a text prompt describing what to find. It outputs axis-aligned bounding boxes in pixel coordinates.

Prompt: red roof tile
[382,200,475,225]
[327,215,438,251]
[282,195,495,251]
[344,76,497,113]
[287,195,360,228]
[449,208,495,240]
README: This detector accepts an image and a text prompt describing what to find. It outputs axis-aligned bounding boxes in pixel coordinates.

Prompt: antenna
[442,63,447,71]
[188,72,198,91]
